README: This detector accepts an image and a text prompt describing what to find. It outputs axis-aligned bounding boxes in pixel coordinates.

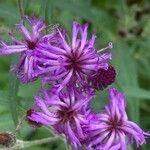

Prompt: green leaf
[45,0,54,23]
[39,0,47,18]
[112,42,140,123]
[124,87,150,100]
[91,90,108,112]
[128,145,134,150]
[24,0,32,12]
[0,3,19,25]
[18,81,40,98]
[8,56,19,128]
[0,90,9,104]
[0,113,14,131]
[53,0,95,23]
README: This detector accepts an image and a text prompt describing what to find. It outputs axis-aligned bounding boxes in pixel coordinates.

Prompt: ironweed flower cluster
[0,16,149,150]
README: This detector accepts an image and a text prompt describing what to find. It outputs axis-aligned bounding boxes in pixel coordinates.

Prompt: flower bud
[25,109,42,128]
[0,132,16,148]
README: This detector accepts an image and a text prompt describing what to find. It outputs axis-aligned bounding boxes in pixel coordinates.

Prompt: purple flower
[35,21,112,91]
[0,16,46,83]
[84,88,150,150]
[28,87,95,149]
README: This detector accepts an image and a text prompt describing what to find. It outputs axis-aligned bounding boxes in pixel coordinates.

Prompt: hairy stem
[1,136,60,150]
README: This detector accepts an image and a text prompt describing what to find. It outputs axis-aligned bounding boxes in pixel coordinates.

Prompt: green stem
[64,139,72,150]
[18,0,24,18]
[65,140,69,150]
[1,136,60,150]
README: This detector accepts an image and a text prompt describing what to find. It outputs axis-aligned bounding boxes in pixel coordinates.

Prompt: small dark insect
[0,132,16,148]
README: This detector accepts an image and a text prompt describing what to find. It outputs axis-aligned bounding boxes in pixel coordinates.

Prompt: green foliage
[0,0,149,149]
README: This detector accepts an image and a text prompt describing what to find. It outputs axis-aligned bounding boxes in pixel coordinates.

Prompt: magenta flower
[0,16,46,83]
[84,88,150,150]
[28,87,95,149]
[35,21,112,91]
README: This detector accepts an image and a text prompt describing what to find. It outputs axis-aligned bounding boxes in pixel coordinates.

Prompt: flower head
[28,87,95,149]
[35,21,112,91]
[0,16,46,83]
[88,65,116,90]
[84,88,149,150]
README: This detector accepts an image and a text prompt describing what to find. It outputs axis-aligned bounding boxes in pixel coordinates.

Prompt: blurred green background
[0,0,150,149]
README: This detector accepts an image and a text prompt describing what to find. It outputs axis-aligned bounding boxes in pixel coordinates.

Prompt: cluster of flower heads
[0,16,149,150]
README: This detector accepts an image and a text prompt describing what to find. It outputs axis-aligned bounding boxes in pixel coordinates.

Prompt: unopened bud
[25,109,42,128]
[0,132,16,148]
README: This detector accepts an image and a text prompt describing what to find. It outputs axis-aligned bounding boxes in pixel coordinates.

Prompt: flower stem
[18,0,24,19]
[1,136,60,150]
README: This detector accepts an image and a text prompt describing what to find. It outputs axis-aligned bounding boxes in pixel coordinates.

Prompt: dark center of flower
[66,50,82,71]
[108,114,123,131]
[26,40,37,50]
[58,107,77,123]
[71,59,79,70]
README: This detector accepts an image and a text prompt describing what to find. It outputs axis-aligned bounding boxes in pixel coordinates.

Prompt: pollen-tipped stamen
[97,42,113,53]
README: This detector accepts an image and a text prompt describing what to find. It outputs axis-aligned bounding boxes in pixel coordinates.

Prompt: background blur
[0,0,150,150]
